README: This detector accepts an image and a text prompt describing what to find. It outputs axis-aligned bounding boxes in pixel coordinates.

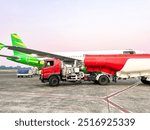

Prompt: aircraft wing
[0,54,20,60]
[5,46,80,62]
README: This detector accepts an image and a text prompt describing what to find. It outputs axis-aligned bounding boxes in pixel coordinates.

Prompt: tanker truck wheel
[98,75,110,85]
[141,77,150,85]
[49,76,59,86]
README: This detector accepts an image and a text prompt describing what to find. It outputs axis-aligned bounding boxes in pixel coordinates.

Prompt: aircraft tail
[11,33,27,56]
[0,43,5,50]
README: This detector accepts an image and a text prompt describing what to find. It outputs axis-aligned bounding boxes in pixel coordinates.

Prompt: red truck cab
[40,59,61,85]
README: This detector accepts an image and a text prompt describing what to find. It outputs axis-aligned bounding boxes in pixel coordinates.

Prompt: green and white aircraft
[0,34,44,68]
[0,33,141,68]
[0,33,83,68]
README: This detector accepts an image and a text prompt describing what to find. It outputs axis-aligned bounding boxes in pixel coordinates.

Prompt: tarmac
[0,71,150,113]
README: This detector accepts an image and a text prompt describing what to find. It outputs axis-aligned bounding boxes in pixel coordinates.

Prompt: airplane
[0,34,44,68]
[0,33,144,68]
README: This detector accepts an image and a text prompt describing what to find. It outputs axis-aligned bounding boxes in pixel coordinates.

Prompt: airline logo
[12,34,20,39]
[15,42,26,48]
[11,34,27,48]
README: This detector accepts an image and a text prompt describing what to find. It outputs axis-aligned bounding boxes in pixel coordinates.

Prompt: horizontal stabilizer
[0,43,5,50]
[0,54,19,60]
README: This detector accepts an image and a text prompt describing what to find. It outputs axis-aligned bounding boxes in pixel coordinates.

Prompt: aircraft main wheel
[98,75,109,85]
[49,76,59,86]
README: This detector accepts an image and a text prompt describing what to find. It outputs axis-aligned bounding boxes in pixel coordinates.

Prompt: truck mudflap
[40,75,46,83]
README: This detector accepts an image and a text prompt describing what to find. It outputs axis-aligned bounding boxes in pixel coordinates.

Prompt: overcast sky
[0,0,150,66]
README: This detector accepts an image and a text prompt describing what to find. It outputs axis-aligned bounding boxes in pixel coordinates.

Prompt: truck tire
[98,75,109,85]
[141,77,150,85]
[49,76,59,86]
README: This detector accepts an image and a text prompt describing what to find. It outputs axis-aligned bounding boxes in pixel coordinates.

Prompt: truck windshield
[45,61,54,67]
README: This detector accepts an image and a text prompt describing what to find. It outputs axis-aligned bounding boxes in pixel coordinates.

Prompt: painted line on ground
[103,98,130,113]
[101,81,141,113]
[103,81,141,100]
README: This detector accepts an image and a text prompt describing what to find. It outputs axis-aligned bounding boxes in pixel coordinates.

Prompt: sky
[0,0,150,66]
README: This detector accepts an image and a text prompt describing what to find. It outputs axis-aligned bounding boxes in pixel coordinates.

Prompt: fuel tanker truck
[40,54,150,86]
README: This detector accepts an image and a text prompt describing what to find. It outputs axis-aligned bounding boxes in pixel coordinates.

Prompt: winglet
[0,43,5,50]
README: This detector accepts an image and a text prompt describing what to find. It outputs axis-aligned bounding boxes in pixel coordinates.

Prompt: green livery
[0,43,5,50]
[1,34,44,68]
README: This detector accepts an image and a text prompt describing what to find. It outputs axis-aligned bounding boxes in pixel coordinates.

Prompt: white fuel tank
[117,59,150,78]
